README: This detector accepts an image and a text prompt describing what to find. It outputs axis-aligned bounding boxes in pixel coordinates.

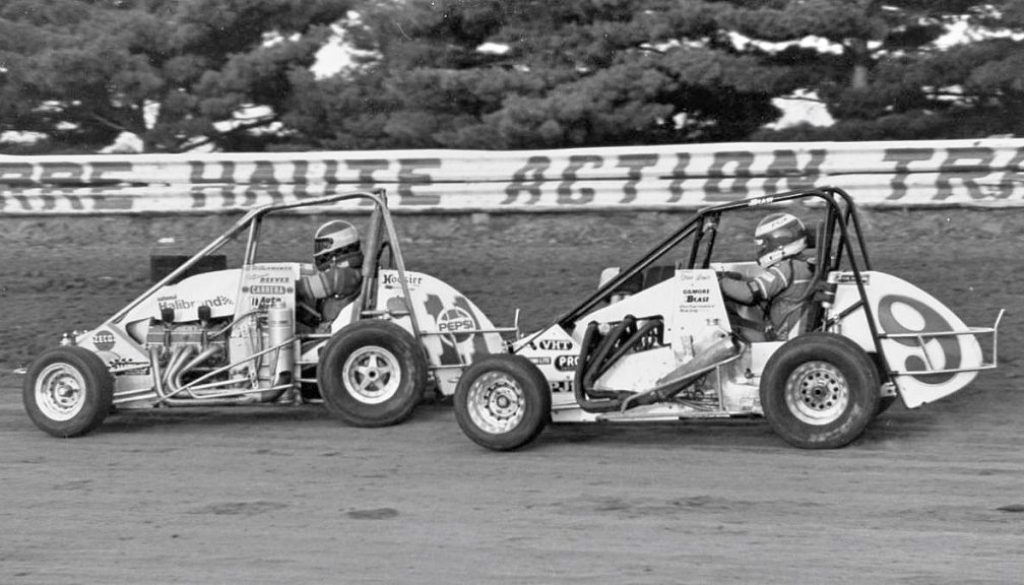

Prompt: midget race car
[23,189,510,437]
[452,186,1003,450]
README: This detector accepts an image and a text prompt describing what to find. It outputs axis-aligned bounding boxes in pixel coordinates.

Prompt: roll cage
[104,189,424,341]
[557,186,895,383]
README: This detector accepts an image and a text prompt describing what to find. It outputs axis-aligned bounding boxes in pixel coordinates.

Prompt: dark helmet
[754,212,808,267]
[314,220,362,269]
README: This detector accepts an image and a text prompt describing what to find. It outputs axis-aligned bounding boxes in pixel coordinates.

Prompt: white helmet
[314,220,361,269]
[754,212,808,267]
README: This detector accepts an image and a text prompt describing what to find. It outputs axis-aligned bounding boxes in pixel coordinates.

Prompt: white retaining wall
[2,138,1023,214]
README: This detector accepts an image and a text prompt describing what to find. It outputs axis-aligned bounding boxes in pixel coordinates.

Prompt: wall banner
[2,138,1023,214]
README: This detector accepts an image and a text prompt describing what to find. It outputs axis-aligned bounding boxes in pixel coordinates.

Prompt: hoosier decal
[382,272,423,290]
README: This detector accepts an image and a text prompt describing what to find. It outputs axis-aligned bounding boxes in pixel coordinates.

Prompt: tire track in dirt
[1,209,1022,584]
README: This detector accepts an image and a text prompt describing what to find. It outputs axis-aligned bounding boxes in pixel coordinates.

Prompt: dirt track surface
[2,208,1024,583]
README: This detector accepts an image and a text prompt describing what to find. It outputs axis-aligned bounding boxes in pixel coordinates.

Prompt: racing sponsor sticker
[107,357,151,373]
[530,339,574,352]
[682,287,711,304]
[248,285,289,295]
[248,264,293,273]
[424,293,492,366]
[158,294,233,311]
[528,356,552,366]
[693,270,716,282]
[436,307,477,342]
[382,272,423,290]
[249,297,283,309]
[554,355,578,371]
[836,273,869,284]
[550,380,574,393]
[92,330,116,351]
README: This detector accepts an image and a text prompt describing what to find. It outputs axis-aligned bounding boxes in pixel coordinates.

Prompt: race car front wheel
[317,320,427,427]
[454,354,551,451]
[23,346,114,438]
[760,333,880,449]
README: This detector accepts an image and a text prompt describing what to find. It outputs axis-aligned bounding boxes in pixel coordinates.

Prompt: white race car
[23,190,510,437]
[452,186,1003,450]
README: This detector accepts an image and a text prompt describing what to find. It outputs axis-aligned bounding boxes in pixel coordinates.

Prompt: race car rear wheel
[454,354,551,451]
[317,320,427,427]
[760,333,880,449]
[23,346,114,438]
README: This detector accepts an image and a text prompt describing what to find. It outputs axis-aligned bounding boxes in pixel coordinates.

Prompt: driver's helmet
[754,212,808,267]
[314,220,362,270]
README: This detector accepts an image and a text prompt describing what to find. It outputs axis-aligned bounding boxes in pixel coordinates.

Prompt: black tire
[454,354,551,451]
[23,346,114,438]
[760,333,880,449]
[317,320,427,427]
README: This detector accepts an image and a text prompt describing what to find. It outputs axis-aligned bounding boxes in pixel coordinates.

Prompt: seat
[782,222,830,339]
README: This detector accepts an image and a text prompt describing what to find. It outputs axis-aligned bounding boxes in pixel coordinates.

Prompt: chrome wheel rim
[35,363,87,421]
[784,360,849,425]
[342,347,401,405]
[466,372,526,435]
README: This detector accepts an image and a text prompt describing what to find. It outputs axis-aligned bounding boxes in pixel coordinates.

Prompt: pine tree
[4,0,1024,152]
[746,0,1024,140]
[0,0,354,153]
[289,0,1024,148]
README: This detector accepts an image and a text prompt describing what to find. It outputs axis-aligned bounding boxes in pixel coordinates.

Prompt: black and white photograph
[1,1,1022,583]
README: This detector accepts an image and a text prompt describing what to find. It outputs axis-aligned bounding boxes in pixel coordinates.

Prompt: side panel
[513,325,580,402]
[235,263,300,314]
[82,269,246,375]
[121,269,243,326]
[78,326,151,378]
[829,271,981,408]
[513,269,738,420]
[578,268,732,355]
[82,265,300,399]
[231,263,302,378]
[593,345,677,393]
[376,269,505,395]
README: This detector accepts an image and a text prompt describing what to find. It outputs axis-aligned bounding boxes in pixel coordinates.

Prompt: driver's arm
[718,264,790,305]
[297,266,362,302]
[718,272,759,305]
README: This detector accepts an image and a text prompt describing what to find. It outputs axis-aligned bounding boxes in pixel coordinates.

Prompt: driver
[717,212,814,341]
[296,220,364,331]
